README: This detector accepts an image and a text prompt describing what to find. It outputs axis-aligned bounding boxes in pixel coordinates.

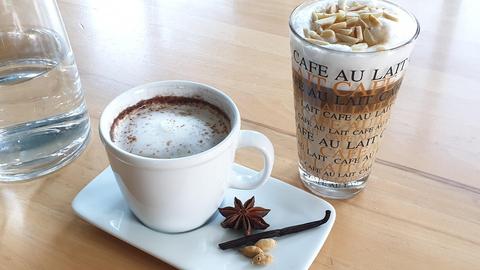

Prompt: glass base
[0,112,91,182]
[299,164,368,199]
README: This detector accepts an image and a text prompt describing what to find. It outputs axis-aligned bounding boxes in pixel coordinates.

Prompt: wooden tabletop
[2,0,479,269]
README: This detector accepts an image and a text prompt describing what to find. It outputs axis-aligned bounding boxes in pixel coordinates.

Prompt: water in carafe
[0,27,90,181]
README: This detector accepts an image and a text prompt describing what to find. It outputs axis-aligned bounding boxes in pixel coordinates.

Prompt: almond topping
[346,17,359,26]
[304,1,402,51]
[328,4,337,14]
[346,12,360,18]
[368,14,382,27]
[320,29,337,43]
[313,23,323,32]
[320,29,335,39]
[335,28,353,35]
[308,30,322,40]
[336,33,359,45]
[306,38,330,46]
[363,28,377,46]
[336,10,346,22]
[316,12,336,19]
[329,22,347,30]
[355,26,363,41]
[357,10,372,14]
[359,13,372,20]
[303,28,310,38]
[348,5,367,11]
[383,10,399,21]
[358,18,369,28]
[315,15,337,26]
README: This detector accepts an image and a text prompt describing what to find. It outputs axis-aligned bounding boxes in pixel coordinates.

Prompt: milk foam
[111,98,230,159]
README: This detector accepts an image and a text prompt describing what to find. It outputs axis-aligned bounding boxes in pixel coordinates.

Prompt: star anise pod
[218,196,270,236]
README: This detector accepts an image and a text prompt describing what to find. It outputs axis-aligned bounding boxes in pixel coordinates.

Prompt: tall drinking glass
[0,0,90,181]
[289,0,419,198]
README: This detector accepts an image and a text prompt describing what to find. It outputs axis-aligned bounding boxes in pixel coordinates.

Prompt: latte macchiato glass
[99,81,274,232]
[289,0,419,199]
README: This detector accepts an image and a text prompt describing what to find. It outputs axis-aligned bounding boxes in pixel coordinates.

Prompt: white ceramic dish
[72,164,336,270]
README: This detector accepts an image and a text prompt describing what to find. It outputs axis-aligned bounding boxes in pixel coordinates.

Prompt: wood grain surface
[1,0,479,269]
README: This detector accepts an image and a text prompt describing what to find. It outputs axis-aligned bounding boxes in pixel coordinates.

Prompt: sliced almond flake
[383,10,399,21]
[358,18,369,28]
[368,14,382,27]
[336,33,360,44]
[329,22,347,30]
[338,0,346,11]
[349,27,356,36]
[359,13,372,20]
[355,26,363,41]
[363,28,377,46]
[306,38,330,46]
[316,12,336,19]
[312,12,319,22]
[351,43,368,51]
[336,10,346,22]
[315,24,324,33]
[346,17,359,26]
[315,15,337,26]
[303,28,310,38]
[335,28,353,35]
[320,29,337,43]
[348,5,367,11]
[357,10,372,14]
[320,29,335,39]
[314,21,323,31]
[346,12,360,17]
[308,30,323,40]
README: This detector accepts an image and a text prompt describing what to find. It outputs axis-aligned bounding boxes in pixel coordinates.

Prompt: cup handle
[228,130,274,190]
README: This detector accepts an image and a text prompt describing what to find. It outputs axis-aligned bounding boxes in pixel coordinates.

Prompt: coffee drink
[100,81,275,233]
[289,0,419,198]
[110,96,231,159]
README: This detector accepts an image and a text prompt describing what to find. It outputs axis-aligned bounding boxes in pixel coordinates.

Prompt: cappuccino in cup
[99,81,274,232]
[110,96,231,159]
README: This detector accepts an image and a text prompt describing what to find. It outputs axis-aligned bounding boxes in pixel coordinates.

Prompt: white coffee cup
[99,81,274,233]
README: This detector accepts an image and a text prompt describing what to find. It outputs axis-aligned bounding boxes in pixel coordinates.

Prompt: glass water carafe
[0,0,90,181]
